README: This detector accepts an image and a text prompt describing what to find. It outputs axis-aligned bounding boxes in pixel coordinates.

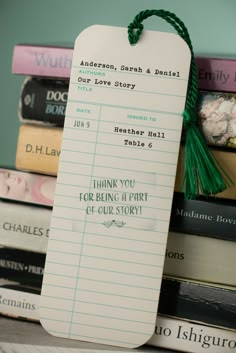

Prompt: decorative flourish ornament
[103,219,126,228]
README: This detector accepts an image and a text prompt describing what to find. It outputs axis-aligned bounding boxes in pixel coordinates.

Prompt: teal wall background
[1,0,236,169]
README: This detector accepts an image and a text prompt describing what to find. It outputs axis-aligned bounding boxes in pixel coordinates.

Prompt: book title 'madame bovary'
[12,44,236,92]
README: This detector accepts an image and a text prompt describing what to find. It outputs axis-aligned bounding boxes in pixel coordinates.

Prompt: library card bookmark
[40,13,191,349]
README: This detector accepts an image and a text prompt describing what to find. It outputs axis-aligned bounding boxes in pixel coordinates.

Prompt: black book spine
[19,76,69,127]
[0,247,45,286]
[169,192,236,241]
[158,277,236,330]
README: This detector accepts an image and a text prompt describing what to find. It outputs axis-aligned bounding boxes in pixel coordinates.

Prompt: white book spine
[1,287,235,353]
[0,201,51,253]
[148,315,236,353]
[164,231,236,286]
[0,199,234,287]
[0,285,235,353]
[0,286,40,321]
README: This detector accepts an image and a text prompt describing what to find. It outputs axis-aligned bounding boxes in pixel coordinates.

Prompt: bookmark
[39,9,229,348]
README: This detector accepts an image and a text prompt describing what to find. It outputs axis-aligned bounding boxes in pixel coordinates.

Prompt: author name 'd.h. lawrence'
[25,143,61,157]
[15,125,63,176]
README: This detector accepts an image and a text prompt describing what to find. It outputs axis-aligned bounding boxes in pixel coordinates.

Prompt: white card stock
[40,25,191,348]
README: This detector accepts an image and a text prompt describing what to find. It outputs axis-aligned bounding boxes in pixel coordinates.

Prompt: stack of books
[0,44,68,320]
[12,44,71,175]
[0,44,234,353]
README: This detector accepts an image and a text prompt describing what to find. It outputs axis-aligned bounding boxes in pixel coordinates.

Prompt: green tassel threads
[128,9,232,199]
[183,111,232,199]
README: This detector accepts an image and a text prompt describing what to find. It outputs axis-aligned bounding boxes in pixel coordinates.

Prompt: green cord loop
[128,22,144,44]
[128,9,232,199]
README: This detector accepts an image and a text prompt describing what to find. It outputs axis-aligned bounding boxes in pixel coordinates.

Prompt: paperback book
[1,200,235,286]
[0,278,40,321]
[170,192,236,241]
[0,167,56,206]
[149,315,236,353]
[15,124,62,176]
[17,76,236,150]
[2,314,235,353]
[0,282,235,353]
[1,247,235,331]
[0,246,45,286]
[11,43,236,93]
[0,199,51,253]
[15,123,236,200]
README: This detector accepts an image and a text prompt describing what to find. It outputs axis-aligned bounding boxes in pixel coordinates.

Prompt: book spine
[12,45,236,93]
[164,232,236,286]
[1,279,235,349]
[0,247,44,286]
[18,81,236,149]
[0,167,56,206]
[1,284,235,353]
[1,230,235,288]
[148,315,236,353]
[158,277,236,330]
[14,127,236,203]
[0,283,40,321]
[12,45,73,78]
[0,201,51,253]
[196,56,236,93]
[2,243,235,331]
[15,124,62,176]
[19,76,69,127]
[170,192,236,241]
[15,125,236,199]
[175,145,236,201]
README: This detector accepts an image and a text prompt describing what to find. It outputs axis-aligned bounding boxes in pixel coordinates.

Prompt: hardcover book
[19,76,69,127]
[1,275,235,332]
[159,277,236,331]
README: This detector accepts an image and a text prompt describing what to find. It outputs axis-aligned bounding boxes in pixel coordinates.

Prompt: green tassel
[183,110,232,199]
[128,9,233,199]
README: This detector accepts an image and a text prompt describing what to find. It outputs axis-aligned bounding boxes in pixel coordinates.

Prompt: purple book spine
[12,44,236,93]
[196,56,236,93]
